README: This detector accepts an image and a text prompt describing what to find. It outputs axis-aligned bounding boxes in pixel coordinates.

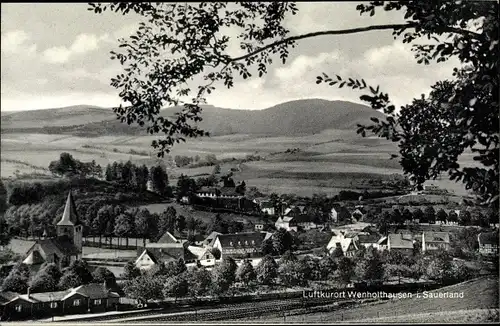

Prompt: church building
[23,191,83,270]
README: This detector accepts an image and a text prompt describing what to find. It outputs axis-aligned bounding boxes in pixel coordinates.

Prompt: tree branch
[228,22,482,63]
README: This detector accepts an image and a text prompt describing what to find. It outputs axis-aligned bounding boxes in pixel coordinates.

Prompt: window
[205,255,210,259]
[252,240,255,244]
[94,299,102,305]
[245,241,248,245]
[50,302,58,308]
[229,241,233,246]
[15,305,22,312]
[238,241,241,245]
[73,299,81,306]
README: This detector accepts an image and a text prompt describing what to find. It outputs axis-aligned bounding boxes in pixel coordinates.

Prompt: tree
[212,164,221,175]
[30,263,61,293]
[123,274,165,303]
[212,257,237,294]
[318,256,337,280]
[149,165,169,196]
[173,258,187,276]
[390,209,403,226]
[376,211,391,235]
[278,260,307,287]
[1,264,29,293]
[402,209,413,223]
[459,210,472,226]
[0,180,8,215]
[236,259,256,285]
[63,260,94,285]
[187,267,212,297]
[176,214,186,233]
[425,250,454,284]
[272,228,294,255]
[331,246,344,258]
[0,218,12,248]
[436,209,448,224]
[135,208,155,246]
[413,208,424,222]
[163,273,189,303]
[123,261,141,280]
[255,254,278,286]
[176,174,197,201]
[92,267,117,289]
[158,206,177,237]
[89,1,499,209]
[448,211,459,224]
[424,206,436,224]
[354,247,385,284]
[333,256,354,288]
[114,212,134,247]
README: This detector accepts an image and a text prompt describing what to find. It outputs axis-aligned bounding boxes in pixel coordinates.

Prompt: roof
[423,231,450,243]
[215,232,266,249]
[291,214,316,224]
[23,249,45,265]
[187,246,213,260]
[260,201,274,209]
[157,231,180,244]
[478,232,499,246]
[29,290,71,302]
[219,187,241,197]
[196,187,218,194]
[358,234,381,244]
[142,246,185,264]
[29,237,80,259]
[57,191,81,226]
[388,233,414,249]
[204,231,222,246]
[0,291,19,305]
[63,283,120,300]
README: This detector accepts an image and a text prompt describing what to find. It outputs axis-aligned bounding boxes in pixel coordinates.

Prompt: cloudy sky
[1,2,458,112]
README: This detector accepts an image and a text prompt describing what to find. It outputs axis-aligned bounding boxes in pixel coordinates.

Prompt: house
[326,231,360,257]
[357,234,382,249]
[23,191,83,270]
[187,245,217,266]
[212,232,267,259]
[477,232,499,255]
[0,284,120,320]
[253,198,275,216]
[195,187,219,199]
[330,204,352,224]
[421,232,451,252]
[275,214,320,232]
[379,233,414,254]
[135,231,190,270]
[203,231,222,247]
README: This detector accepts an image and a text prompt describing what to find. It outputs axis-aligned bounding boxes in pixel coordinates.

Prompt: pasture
[0,130,477,197]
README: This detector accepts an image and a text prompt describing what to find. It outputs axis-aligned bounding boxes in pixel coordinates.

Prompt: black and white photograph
[0,1,499,324]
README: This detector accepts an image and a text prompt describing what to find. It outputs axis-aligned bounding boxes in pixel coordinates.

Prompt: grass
[0,131,476,197]
[254,276,499,323]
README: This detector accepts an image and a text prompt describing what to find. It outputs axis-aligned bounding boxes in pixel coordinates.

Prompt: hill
[1,99,386,137]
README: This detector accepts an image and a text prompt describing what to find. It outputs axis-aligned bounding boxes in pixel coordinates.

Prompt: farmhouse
[357,234,382,249]
[275,214,320,232]
[477,232,499,255]
[329,204,352,224]
[212,232,268,259]
[253,198,275,216]
[326,231,360,257]
[203,231,222,247]
[187,245,217,266]
[421,232,451,252]
[135,231,189,270]
[378,233,414,254]
[23,191,83,270]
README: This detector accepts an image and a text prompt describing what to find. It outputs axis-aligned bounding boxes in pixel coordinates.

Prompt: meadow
[0,130,478,197]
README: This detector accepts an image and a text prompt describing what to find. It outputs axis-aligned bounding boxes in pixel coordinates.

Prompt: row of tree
[1,260,116,294]
[48,153,103,179]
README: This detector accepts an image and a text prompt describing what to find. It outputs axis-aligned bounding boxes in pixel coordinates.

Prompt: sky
[1,2,458,112]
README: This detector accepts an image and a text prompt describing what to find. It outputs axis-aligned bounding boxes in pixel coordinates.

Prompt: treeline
[122,246,478,304]
[48,152,103,179]
[1,260,117,294]
[372,206,499,235]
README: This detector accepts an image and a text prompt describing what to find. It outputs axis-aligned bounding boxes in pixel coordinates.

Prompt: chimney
[27,287,31,298]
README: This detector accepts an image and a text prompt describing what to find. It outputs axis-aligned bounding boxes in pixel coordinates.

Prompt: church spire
[57,190,80,226]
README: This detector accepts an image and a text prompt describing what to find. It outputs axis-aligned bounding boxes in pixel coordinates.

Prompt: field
[254,276,499,323]
[1,130,479,197]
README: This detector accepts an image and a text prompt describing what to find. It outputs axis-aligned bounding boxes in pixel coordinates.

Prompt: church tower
[56,190,83,257]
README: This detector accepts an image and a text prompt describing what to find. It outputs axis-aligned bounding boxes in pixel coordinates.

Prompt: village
[0,162,498,322]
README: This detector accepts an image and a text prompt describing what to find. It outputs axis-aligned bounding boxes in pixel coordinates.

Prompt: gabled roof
[260,201,274,209]
[57,191,81,226]
[0,291,19,305]
[196,187,219,194]
[141,246,185,264]
[157,231,180,244]
[29,290,71,302]
[63,283,119,300]
[28,237,80,259]
[358,234,381,244]
[204,231,222,246]
[478,232,499,246]
[388,233,413,249]
[215,232,266,249]
[23,249,44,265]
[423,231,450,243]
[187,246,214,260]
